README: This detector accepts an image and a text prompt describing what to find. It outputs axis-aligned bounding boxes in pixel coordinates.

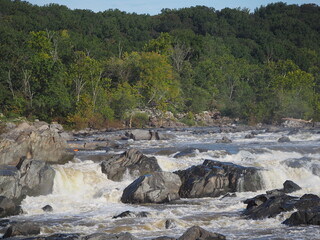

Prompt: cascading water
[8,128,320,239]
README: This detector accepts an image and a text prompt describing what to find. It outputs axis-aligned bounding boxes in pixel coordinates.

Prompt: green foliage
[0,1,319,126]
[128,112,149,128]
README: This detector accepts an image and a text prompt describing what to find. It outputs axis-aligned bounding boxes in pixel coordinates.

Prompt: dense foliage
[0,0,319,127]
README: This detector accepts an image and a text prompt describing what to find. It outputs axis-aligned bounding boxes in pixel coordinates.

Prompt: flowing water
[8,127,320,239]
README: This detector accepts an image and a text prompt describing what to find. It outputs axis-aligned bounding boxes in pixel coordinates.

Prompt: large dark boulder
[121,172,181,204]
[178,226,226,240]
[112,210,150,219]
[175,160,262,198]
[101,149,162,181]
[283,206,320,226]
[17,157,56,196]
[3,222,40,238]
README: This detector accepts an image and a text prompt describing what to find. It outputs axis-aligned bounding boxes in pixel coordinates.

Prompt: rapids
[7,127,320,239]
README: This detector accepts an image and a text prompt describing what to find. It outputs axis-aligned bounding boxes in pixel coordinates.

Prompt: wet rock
[42,205,53,212]
[245,133,254,139]
[216,136,232,143]
[152,237,175,240]
[283,206,320,226]
[17,157,55,196]
[173,149,198,158]
[178,226,226,240]
[0,122,74,165]
[45,233,81,240]
[283,180,302,193]
[175,160,262,198]
[101,149,162,181]
[278,136,290,142]
[165,219,176,229]
[84,232,138,240]
[112,210,150,219]
[0,196,22,218]
[3,222,40,238]
[121,172,181,204]
[0,165,21,199]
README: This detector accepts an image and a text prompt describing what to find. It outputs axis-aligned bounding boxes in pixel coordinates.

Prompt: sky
[26,0,318,15]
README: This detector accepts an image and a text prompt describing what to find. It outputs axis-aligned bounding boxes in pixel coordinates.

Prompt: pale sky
[26,0,318,15]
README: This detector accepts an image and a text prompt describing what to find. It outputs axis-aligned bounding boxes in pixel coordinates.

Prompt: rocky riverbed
[1,120,320,239]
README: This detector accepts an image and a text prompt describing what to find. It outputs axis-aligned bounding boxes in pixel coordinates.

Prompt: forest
[0,0,319,128]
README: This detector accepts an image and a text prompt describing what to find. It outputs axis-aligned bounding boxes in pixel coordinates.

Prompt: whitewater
[8,127,320,239]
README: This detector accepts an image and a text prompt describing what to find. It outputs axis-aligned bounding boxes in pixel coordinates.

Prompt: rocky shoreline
[1,119,320,239]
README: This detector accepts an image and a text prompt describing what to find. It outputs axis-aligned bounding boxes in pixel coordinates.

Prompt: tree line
[0,0,319,128]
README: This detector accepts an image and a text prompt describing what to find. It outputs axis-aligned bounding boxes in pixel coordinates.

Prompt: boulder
[84,232,138,240]
[121,172,181,204]
[101,149,162,181]
[126,129,152,140]
[0,122,74,165]
[0,165,21,199]
[283,206,320,226]
[216,136,232,143]
[0,196,22,218]
[17,158,56,196]
[278,136,290,143]
[3,222,40,238]
[283,180,302,193]
[165,219,176,229]
[175,160,262,198]
[112,210,150,219]
[42,205,53,212]
[178,226,226,240]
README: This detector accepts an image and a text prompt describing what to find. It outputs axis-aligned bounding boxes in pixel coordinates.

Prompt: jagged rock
[42,205,53,212]
[0,122,74,165]
[278,136,290,142]
[0,165,21,199]
[0,196,22,218]
[112,210,150,219]
[178,226,226,240]
[165,219,176,229]
[17,158,55,197]
[101,149,162,181]
[84,232,138,240]
[216,136,232,143]
[283,180,302,193]
[121,172,181,204]
[283,206,320,226]
[3,222,40,238]
[175,160,262,198]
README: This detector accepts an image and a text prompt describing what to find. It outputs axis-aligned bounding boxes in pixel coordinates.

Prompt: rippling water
[8,127,320,239]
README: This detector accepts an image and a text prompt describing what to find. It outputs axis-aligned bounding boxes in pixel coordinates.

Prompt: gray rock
[283,207,320,226]
[83,232,138,240]
[127,129,152,140]
[0,196,22,218]
[101,149,162,181]
[112,210,150,219]
[165,219,176,229]
[178,226,226,240]
[216,136,232,143]
[3,222,40,238]
[42,205,53,212]
[17,158,55,197]
[278,136,290,142]
[0,166,21,199]
[283,180,301,193]
[0,123,74,165]
[175,160,262,198]
[121,172,181,204]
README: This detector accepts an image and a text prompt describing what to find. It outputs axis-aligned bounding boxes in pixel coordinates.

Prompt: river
[9,127,320,239]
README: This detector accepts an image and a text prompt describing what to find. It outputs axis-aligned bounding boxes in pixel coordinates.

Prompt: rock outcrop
[175,160,262,198]
[121,172,181,204]
[0,121,74,165]
[101,149,162,181]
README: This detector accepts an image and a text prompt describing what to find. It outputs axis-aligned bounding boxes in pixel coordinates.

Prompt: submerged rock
[3,222,40,238]
[121,172,181,204]
[112,210,150,219]
[101,149,161,181]
[178,226,226,240]
[278,136,290,142]
[216,136,232,143]
[175,160,262,198]
[42,205,53,212]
